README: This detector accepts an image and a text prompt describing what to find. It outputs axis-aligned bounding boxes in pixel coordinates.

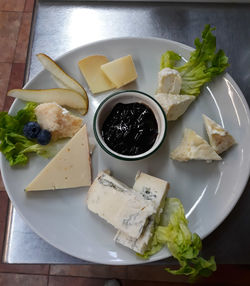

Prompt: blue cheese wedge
[154,93,195,121]
[157,68,182,94]
[170,128,222,162]
[87,172,155,239]
[25,125,91,191]
[114,172,169,254]
[203,114,236,154]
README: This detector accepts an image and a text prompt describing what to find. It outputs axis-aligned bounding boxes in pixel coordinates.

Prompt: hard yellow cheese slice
[100,55,137,88]
[25,125,91,191]
[78,55,115,94]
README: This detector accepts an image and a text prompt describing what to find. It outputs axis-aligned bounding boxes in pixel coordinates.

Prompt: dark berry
[37,129,51,145]
[23,122,41,139]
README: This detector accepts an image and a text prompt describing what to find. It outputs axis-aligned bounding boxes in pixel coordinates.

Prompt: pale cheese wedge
[101,55,137,88]
[78,55,115,94]
[157,68,182,95]
[25,125,91,191]
[154,93,195,121]
[203,114,236,154]
[170,128,222,162]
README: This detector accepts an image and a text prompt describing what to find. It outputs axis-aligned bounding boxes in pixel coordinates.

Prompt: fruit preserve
[101,102,158,156]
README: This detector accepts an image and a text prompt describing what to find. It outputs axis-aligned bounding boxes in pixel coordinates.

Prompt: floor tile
[0,273,48,286]
[0,63,12,110]
[0,264,50,275]
[48,275,108,286]
[14,12,33,63]
[0,0,25,12]
[0,192,9,256]
[0,12,22,63]
[50,265,127,280]
[4,63,25,111]
[24,0,35,12]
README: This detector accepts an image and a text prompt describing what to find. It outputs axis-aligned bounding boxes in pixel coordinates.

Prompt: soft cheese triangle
[170,128,222,162]
[114,172,169,254]
[157,68,182,94]
[203,114,236,154]
[87,172,155,239]
[25,125,91,191]
[154,93,195,121]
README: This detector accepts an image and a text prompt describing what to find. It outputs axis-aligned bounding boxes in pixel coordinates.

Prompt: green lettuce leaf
[160,24,229,96]
[140,198,216,281]
[0,102,53,166]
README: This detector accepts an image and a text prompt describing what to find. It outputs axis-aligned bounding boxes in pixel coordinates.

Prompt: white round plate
[1,37,250,265]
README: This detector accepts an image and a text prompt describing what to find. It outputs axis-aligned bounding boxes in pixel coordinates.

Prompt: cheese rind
[78,55,115,94]
[157,68,182,94]
[114,172,169,254]
[25,125,91,191]
[170,128,222,162]
[203,114,236,154]
[154,93,195,121]
[87,172,155,239]
[100,55,137,88]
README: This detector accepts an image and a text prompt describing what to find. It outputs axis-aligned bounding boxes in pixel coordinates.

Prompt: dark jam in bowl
[101,102,158,156]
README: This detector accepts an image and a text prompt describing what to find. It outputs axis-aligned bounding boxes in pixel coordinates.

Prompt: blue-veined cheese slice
[87,172,156,239]
[114,172,169,254]
[203,114,236,154]
[170,128,222,162]
[25,125,91,191]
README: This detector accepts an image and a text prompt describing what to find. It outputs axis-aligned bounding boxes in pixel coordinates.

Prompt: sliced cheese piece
[87,172,155,239]
[100,55,137,88]
[114,172,169,254]
[157,68,182,94]
[25,125,91,191]
[203,114,236,154]
[154,93,195,121]
[35,102,83,141]
[78,55,115,94]
[170,128,222,162]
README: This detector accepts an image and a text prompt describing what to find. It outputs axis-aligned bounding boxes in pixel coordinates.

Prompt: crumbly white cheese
[154,93,195,121]
[170,128,222,162]
[87,172,155,239]
[203,114,236,154]
[35,102,83,140]
[157,68,182,94]
[114,172,169,254]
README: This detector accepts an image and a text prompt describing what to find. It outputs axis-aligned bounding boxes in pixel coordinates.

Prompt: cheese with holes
[100,55,137,88]
[203,114,236,154]
[25,125,91,191]
[87,172,155,239]
[114,172,169,254]
[170,128,222,162]
[78,55,115,94]
[157,68,182,94]
[154,93,195,121]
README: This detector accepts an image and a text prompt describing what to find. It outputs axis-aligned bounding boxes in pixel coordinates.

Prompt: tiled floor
[0,0,250,285]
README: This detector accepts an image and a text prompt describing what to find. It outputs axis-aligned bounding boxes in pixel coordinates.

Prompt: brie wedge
[114,172,169,254]
[154,93,195,121]
[203,114,236,154]
[157,68,182,94]
[170,128,222,162]
[87,172,155,239]
[25,125,91,191]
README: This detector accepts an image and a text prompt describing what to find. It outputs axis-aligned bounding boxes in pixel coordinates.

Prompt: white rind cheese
[203,114,236,154]
[170,128,222,162]
[114,172,169,254]
[87,172,155,239]
[25,125,91,191]
[157,68,182,94]
[154,93,195,121]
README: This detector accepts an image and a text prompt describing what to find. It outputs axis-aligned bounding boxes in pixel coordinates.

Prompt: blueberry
[23,122,41,139]
[37,130,51,145]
